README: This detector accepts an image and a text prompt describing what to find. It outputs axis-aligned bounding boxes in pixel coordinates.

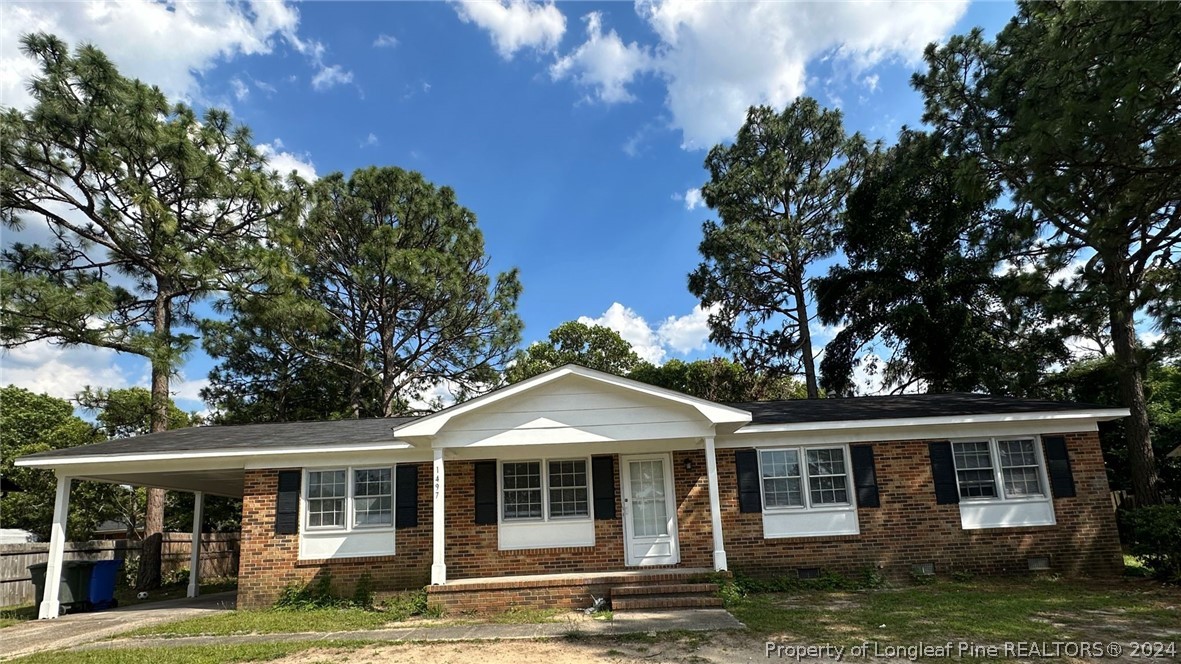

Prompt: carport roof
[20,416,418,461]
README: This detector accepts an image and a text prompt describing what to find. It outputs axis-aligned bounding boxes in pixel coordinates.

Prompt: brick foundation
[237,431,1121,609]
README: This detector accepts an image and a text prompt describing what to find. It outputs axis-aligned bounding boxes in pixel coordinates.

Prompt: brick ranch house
[17,364,1126,618]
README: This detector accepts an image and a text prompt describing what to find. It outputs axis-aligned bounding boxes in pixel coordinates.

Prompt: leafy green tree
[914,1,1181,502]
[208,166,522,417]
[0,34,285,586]
[689,98,873,398]
[200,308,362,424]
[815,130,1072,395]
[629,358,807,402]
[1045,359,1181,502]
[505,321,641,383]
[0,386,124,540]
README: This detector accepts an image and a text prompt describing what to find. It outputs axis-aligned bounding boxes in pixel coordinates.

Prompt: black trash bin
[29,560,96,614]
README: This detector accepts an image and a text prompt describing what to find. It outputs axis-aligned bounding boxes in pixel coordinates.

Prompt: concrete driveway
[0,591,235,661]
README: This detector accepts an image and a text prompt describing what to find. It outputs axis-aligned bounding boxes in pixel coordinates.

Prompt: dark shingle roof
[19,392,1119,463]
[21,417,418,460]
[729,392,1115,425]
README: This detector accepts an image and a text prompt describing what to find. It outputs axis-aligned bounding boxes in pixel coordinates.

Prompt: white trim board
[718,417,1110,448]
[734,409,1128,435]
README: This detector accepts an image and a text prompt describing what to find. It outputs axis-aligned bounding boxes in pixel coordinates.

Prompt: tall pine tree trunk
[794,271,819,399]
[136,297,170,591]
[1107,268,1161,504]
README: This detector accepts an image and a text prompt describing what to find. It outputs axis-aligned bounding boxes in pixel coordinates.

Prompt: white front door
[621,454,680,566]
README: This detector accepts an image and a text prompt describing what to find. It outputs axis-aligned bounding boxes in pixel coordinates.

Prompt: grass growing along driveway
[727,576,1180,645]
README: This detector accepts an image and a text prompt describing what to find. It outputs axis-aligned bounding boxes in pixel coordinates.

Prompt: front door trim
[620,452,680,566]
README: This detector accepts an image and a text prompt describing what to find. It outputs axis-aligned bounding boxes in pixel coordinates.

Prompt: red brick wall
[718,431,1123,580]
[238,465,432,609]
[237,431,1120,607]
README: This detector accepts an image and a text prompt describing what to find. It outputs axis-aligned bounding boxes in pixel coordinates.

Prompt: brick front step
[611,594,725,610]
[610,583,718,597]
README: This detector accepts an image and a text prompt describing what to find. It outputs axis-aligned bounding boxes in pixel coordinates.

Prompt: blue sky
[0,0,1018,412]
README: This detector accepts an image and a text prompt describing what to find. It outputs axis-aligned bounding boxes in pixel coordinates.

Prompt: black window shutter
[928,441,960,505]
[473,460,498,525]
[850,444,880,508]
[1042,436,1076,498]
[275,470,300,535]
[734,449,762,513]
[591,455,616,520]
[395,465,419,528]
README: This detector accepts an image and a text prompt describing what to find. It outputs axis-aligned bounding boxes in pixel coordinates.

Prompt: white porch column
[430,448,447,585]
[703,436,728,572]
[38,474,72,619]
[187,491,204,598]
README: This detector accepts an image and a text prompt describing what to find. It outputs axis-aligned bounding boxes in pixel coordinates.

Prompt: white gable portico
[394,365,750,584]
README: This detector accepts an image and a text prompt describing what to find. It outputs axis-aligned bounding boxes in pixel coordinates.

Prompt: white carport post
[431,448,447,585]
[187,491,204,598]
[38,474,72,619]
[703,436,728,572]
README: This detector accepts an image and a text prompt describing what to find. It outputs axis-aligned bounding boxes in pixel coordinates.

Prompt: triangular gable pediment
[394,365,750,448]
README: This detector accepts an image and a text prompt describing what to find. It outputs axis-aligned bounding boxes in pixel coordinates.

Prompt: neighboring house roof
[732,392,1116,426]
[1168,445,1181,459]
[15,365,1125,464]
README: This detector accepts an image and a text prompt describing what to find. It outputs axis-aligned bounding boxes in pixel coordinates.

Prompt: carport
[13,418,411,619]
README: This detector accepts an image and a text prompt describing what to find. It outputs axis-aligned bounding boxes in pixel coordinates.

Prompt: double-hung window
[951,438,1046,501]
[759,446,852,510]
[305,467,395,530]
[501,458,589,521]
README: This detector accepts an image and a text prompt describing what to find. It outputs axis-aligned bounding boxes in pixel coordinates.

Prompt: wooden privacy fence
[0,533,239,608]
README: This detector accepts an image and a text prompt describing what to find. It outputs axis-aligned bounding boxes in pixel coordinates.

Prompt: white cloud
[863,73,880,92]
[454,0,566,59]
[311,63,353,91]
[258,140,317,181]
[373,33,399,48]
[656,304,716,355]
[550,0,967,148]
[681,187,703,211]
[579,303,666,364]
[550,12,651,104]
[0,0,347,110]
[1,341,135,400]
[361,132,379,148]
[577,301,720,363]
[170,373,209,403]
[230,77,249,101]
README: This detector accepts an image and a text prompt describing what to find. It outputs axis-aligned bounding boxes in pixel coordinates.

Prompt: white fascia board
[394,364,751,438]
[13,440,415,469]
[733,409,1130,436]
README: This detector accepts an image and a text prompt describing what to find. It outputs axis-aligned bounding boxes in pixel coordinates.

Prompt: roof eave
[734,408,1130,434]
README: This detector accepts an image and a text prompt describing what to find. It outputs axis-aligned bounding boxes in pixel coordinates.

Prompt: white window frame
[757,445,855,513]
[302,466,397,533]
[951,436,1051,503]
[498,457,593,524]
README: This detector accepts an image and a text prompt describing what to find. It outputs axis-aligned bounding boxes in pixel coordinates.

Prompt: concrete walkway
[0,592,236,662]
[76,608,744,653]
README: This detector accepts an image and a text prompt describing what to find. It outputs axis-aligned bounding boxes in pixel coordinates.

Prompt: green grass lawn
[126,607,396,637]
[727,576,1180,645]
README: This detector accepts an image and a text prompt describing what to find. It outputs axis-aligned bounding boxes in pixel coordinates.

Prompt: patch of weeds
[909,570,937,585]
[951,569,975,583]
[593,609,614,621]
[380,590,432,621]
[351,573,374,610]
[1123,554,1153,578]
[604,649,625,656]
[488,606,561,624]
[729,567,885,594]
